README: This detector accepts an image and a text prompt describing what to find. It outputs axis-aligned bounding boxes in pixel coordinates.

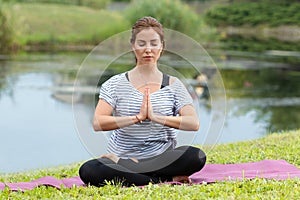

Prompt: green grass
[3,3,130,47]
[0,129,299,199]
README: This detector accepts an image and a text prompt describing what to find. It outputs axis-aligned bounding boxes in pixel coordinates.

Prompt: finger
[145,88,150,100]
[146,87,150,95]
[147,88,151,104]
[147,88,152,117]
[99,154,107,158]
[138,88,148,119]
[142,90,148,109]
[142,87,148,104]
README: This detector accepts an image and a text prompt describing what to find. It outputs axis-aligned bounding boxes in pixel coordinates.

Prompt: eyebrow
[137,39,159,42]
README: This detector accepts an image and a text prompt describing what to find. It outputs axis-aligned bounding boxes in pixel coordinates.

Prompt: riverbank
[4,0,217,52]
[221,25,300,42]
[1,129,299,199]
[1,1,300,55]
[203,1,300,54]
[1,2,131,52]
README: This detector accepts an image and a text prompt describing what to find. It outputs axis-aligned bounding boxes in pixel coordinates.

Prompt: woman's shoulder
[167,76,189,92]
[109,73,126,81]
[103,73,126,85]
[169,76,177,85]
[167,75,183,86]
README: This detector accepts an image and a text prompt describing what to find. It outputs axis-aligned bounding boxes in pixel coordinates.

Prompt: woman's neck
[134,63,159,75]
[129,63,162,87]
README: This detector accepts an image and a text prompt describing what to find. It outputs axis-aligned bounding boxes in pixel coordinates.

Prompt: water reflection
[0,52,299,173]
[220,68,300,98]
[0,73,90,173]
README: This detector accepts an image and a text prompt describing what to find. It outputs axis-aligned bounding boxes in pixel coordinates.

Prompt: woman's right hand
[137,87,149,121]
[100,153,120,163]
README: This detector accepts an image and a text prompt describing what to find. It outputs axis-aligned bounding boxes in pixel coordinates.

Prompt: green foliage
[205,2,300,27]
[2,0,111,9]
[111,0,130,2]
[0,2,13,53]
[221,35,300,52]
[183,0,211,2]
[5,3,130,50]
[125,0,201,38]
[79,0,111,9]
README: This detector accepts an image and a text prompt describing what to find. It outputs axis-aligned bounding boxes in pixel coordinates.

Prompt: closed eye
[138,41,146,47]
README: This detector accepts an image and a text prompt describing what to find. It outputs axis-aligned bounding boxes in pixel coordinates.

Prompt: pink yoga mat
[3,176,85,192]
[1,160,300,191]
[189,159,300,183]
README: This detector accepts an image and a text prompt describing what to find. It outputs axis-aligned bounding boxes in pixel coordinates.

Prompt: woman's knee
[79,160,97,184]
[181,146,207,171]
[191,147,206,171]
[79,159,109,186]
[196,148,206,169]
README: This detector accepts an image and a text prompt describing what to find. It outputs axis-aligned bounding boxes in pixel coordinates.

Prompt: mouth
[143,56,153,59]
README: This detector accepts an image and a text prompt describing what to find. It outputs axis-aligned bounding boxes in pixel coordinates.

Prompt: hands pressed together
[136,87,156,122]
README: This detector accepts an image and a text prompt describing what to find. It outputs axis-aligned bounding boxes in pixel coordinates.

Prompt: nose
[145,43,152,52]
[145,47,151,53]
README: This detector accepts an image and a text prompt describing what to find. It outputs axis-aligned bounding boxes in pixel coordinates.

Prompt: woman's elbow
[192,121,200,131]
[93,118,102,131]
[93,124,99,132]
[195,122,200,131]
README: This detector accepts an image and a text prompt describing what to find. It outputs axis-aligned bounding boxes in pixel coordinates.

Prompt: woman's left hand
[100,153,120,163]
[145,88,156,121]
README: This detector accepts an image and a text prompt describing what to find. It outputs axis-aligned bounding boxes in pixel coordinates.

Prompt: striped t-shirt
[99,72,193,159]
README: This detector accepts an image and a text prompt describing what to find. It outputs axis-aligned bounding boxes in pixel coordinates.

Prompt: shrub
[221,35,300,53]
[2,0,111,10]
[125,0,201,38]
[0,3,13,53]
[205,2,300,27]
[5,3,130,50]
[78,0,111,9]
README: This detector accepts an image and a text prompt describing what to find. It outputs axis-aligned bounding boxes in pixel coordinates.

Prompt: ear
[160,41,164,53]
[161,40,164,49]
[131,43,136,51]
[159,46,163,55]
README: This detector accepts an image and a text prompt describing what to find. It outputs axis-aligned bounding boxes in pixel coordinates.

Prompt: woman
[79,16,206,186]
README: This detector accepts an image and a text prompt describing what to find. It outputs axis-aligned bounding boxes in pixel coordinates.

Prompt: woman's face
[132,28,163,66]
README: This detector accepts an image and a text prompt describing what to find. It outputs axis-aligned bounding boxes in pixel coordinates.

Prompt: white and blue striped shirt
[99,72,193,159]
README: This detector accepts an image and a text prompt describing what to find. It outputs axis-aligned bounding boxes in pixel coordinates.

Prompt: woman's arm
[148,77,200,131]
[150,104,200,131]
[93,99,140,131]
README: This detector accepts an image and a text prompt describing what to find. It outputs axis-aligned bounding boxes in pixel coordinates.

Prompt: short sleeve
[98,76,118,108]
[172,78,193,115]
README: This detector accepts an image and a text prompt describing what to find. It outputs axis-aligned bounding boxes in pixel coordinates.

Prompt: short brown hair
[130,16,165,49]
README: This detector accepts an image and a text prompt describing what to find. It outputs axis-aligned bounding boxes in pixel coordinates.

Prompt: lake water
[0,52,299,173]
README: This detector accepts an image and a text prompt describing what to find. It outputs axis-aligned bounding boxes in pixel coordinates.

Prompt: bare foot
[172,176,191,183]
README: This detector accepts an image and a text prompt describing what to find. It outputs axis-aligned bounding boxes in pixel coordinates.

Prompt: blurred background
[0,0,299,173]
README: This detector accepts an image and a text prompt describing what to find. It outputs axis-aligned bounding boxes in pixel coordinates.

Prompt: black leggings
[79,145,206,186]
